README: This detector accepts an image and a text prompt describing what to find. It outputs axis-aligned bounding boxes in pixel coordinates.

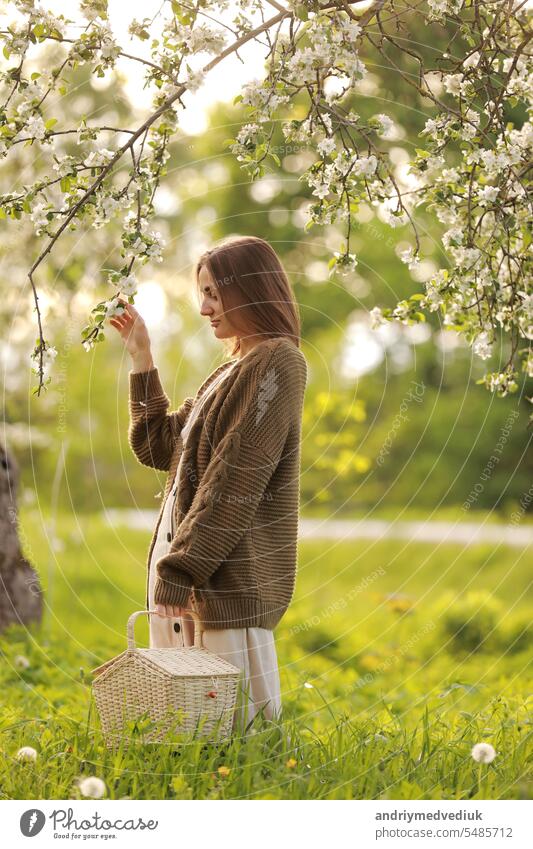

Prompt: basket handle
[127,609,204,650]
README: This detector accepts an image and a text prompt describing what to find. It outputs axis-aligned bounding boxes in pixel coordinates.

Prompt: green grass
[0,509,531,800]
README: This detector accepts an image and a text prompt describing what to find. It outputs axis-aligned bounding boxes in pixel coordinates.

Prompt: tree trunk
[0,443,43,631]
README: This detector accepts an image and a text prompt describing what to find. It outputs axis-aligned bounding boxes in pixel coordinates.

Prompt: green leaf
[45,118,58,131]
[294,4,309,20]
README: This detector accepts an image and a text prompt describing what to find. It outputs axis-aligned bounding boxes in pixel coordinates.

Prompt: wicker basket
[91,609,241,748]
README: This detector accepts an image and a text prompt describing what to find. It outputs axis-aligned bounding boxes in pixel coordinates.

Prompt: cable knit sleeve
[128,366,194,472]
[153,343,307,608]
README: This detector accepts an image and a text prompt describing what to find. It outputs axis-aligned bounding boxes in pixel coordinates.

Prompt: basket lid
[136,646,241,676]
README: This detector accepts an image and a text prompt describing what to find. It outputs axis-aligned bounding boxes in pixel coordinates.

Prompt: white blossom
[185,67,205,92]
[110,273,137,296]
[369,306,387,329]
[30,203,50,235]
[477,185,499,207]
[384,207,408,228]
[399,246,421,270]
[463,51,480,70]
[443,73,463,96]
[472,330,493,360]
[317,137,337,157]
[185,24,227,54]
[53,154,77,177]
[26,115,46,140]
[371,113,396,139]
[102,297,125,320]
[352,155,378,177]
[84,149,115,168]
[442,228,463,249]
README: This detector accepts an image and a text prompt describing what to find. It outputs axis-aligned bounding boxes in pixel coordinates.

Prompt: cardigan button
[173,622,181,633]
[166,532,171,542]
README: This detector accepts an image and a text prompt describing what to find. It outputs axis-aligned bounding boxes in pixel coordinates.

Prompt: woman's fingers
[154,603,184,619]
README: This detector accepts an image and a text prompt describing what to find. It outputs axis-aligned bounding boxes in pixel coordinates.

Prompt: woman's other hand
[154,603,186,619]
[109,298,154,370]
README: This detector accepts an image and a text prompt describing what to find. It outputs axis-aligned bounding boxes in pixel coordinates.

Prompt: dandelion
[471,742,496,764]
[286,758,297,768]
[14,654,30,669]
[78,776,107,798]
[217,766,231,778]
[17,746,37,762]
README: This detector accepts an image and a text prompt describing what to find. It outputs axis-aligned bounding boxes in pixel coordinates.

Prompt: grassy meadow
[0,508,531,800]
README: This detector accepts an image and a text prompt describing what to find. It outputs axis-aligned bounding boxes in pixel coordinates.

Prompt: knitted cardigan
[128,336,308,630]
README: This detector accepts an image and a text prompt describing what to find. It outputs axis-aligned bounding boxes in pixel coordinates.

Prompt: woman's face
[198,263,237,340]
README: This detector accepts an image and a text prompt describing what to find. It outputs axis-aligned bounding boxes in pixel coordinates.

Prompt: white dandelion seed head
[471,742,496,763]
[17,746,38,762]
[78,776,107,798]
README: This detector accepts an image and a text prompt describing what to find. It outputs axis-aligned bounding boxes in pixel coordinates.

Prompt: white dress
[148,361,282,727]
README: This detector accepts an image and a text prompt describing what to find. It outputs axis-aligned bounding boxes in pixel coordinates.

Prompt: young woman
[110,235,307,729]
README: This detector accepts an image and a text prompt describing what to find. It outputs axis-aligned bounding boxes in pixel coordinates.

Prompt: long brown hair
[195,236,301,357]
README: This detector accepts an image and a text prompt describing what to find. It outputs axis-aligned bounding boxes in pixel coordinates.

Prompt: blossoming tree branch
[0,0,531,408]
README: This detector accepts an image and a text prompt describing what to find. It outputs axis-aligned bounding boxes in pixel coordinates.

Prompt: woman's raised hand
[109,298,154,370]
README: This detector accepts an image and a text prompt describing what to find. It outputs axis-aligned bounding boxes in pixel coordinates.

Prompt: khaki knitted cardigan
[128,336,308,630]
